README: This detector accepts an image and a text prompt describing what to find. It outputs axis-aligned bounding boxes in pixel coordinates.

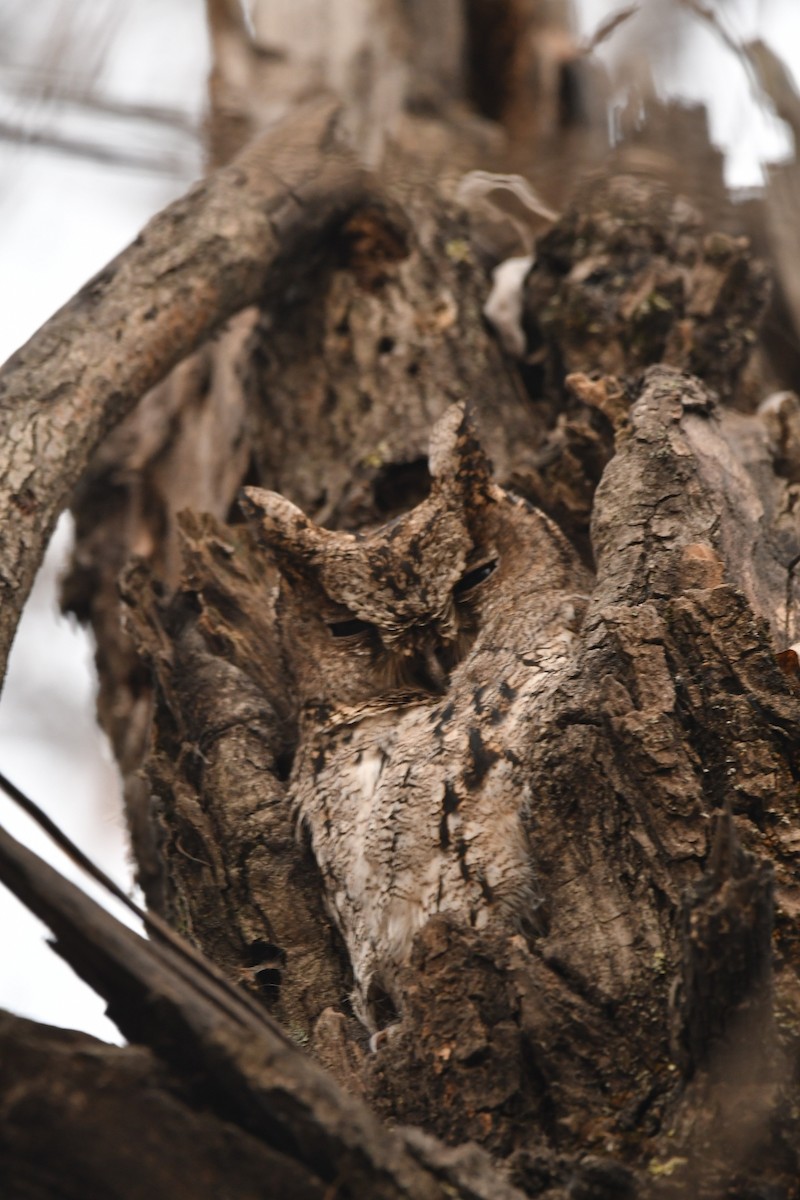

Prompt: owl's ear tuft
[239,487,330,560]
[428,402,492,501]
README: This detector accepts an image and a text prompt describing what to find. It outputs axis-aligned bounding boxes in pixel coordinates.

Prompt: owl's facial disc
[318,604,454,696]
[242,404,513,706]
[317,547,499,697]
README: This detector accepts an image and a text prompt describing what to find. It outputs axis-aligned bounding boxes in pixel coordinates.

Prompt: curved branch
[0,97,408,681]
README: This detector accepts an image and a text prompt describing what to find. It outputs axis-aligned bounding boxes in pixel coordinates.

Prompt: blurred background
[0,0,208,1041]
[0,0,797,1042]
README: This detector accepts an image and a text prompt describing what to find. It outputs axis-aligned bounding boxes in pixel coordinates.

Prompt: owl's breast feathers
[290,640,575,1025]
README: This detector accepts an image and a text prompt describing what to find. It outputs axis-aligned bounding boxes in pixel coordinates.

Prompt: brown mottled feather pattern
[244,405,591,1029]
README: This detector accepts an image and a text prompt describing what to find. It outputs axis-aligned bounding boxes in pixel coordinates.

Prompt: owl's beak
[417,641,449,695]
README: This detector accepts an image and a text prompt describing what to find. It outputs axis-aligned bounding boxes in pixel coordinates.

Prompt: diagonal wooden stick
[0,778,524,1199]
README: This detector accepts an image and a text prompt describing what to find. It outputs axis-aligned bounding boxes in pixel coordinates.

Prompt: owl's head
[241,404,576,711]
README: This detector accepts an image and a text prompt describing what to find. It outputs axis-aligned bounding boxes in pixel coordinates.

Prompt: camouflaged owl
[242,404,590,1029]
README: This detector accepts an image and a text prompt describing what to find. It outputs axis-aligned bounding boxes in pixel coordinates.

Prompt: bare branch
[0,117,196,176]
[0,97,408,685]
[0,1010,325,1200]
[0,814,523,1200]
[581,3,640,55]
[0,74,200,135]
[678,0,800,144]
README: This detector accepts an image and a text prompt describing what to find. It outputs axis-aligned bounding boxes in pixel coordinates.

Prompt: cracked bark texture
[2,2,800,1199]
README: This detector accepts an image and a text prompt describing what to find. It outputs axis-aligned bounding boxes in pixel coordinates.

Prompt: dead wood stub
[483,175,772,563]
[524,172,770,401]
[366,920,543,1154]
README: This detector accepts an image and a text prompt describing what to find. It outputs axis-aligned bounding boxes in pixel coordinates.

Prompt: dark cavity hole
[377,335,395,354]
[367,982,399,1030]
[329,617,373,639]
[372,457,431,516]
[244,940,286,968]
[463,1045,490,1067]
[254,966,283,1002]
[463,0,524,121]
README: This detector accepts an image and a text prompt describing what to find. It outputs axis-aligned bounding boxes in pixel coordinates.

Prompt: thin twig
[581,3,640,55]
[0,765,296,1034]
[0,73,200,134]
[0,118,196,176]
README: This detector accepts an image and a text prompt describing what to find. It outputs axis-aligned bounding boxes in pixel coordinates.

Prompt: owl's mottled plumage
[243,405,590,1028]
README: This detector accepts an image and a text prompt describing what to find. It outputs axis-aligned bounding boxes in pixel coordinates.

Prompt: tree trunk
[1,3,800,1198]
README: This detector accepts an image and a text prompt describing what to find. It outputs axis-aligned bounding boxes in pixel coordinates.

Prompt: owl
[242,404,591,1030]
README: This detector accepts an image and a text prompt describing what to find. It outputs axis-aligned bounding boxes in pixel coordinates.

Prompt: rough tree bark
[1,3,800,1199]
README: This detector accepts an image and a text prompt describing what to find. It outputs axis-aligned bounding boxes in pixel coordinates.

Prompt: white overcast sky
[0,0,209,1042]
[0,0,797,1043]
